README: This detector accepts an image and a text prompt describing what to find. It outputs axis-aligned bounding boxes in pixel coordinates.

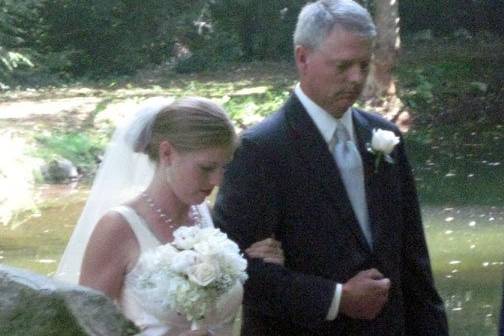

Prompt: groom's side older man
[214,0,448,335]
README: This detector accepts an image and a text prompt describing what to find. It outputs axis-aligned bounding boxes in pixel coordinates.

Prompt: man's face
[296,27,373,118]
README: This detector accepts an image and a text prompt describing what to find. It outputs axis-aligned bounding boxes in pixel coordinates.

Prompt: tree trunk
[364,0,400,99]
[363,0,411,131]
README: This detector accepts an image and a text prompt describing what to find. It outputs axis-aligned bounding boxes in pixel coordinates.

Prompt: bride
[55,97,284,336]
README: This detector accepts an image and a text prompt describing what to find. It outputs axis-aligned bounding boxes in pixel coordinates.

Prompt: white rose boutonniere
[366,128,400,172]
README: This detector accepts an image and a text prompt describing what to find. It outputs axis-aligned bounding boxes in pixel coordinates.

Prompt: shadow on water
[0,185,502,335]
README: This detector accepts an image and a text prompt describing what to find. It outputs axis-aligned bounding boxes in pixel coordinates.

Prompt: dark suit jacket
[213,95,448,336]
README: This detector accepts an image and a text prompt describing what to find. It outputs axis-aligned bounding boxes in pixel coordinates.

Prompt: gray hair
[135,97,237,162]
[293,0,376,50]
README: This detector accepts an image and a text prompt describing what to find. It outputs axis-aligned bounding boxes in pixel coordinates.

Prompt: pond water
[423,206,503,335]
[0,184,502,335]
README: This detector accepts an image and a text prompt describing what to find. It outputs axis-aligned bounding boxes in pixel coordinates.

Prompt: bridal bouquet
[134,226,248,327]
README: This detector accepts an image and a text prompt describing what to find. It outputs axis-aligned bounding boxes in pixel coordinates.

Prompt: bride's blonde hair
[134,97,237,162]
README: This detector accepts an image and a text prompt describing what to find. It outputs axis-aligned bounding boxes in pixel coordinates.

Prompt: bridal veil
[55,97,173,283]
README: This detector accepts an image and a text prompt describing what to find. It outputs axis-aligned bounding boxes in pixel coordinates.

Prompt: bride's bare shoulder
[85,208,141,269]
[91,209,137,244]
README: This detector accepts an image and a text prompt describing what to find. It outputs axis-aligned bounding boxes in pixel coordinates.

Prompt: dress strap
[111,206,160,252]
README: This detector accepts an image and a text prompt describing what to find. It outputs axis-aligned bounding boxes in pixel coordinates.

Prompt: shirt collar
[294,83,355,144]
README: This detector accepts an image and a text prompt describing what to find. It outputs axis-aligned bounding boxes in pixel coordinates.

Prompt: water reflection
[0,183,88,275]
[423,205,504,336]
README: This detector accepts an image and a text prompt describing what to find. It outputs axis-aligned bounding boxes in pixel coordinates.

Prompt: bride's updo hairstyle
[134,97,237,162]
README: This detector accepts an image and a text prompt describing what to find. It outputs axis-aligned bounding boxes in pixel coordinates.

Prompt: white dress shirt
[295,84,357,145]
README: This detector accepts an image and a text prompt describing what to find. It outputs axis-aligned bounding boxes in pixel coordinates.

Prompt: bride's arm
[79,212,138,300]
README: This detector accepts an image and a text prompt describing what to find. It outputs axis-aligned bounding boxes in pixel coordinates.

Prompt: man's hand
[339,268,390,320]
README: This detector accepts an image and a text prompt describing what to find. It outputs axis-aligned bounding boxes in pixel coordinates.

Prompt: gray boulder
[41,158,79,183]
[0,264,139,336]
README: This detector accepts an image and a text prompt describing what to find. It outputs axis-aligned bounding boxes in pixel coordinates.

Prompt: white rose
[219,240,241,254]
[371,128,400,155]
[193,240,219,255]
[187,262,218,286]
[194,229,238,255]
[138,243,177,269]
[196,227,227,242]
[170,250,201,273]
[193,239,235,255]
[173,226,200,250]
[220,253,247,274]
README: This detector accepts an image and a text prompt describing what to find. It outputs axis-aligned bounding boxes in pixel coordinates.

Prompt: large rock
[41,158,79,183]
[0,264,139,336]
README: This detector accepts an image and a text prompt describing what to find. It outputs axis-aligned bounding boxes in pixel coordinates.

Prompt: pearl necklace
[141,192,201,229]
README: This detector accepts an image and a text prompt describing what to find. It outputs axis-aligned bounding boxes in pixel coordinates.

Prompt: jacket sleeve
[396,138,449,335]
[213,137,336,326]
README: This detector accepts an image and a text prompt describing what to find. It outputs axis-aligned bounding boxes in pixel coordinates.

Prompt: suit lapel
[352,109,375,178]
[283,96,371,254]
[352,109,385,251]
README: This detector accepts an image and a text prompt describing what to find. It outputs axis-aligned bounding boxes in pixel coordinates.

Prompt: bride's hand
[245,237,284,265]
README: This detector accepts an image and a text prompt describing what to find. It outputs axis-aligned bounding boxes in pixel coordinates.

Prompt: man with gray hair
[214,0,448,335]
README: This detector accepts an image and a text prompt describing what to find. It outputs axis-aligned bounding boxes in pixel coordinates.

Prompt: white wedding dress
[55,98,242,336]
[114,205,241,336]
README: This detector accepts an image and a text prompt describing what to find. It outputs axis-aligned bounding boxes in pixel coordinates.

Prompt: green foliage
[36,0,141,76]
[0,0,37,86]
[396,35,503,124]
[33,132,107,174]
[1,0,503,87]
[174,31,242,73]
[399,69,434,109]
[400,0,504,35]
[2,0,209,79]
[223,88,290,127]
[0,49,33,85]
[209,0,303,61]
[0,50,33,72]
